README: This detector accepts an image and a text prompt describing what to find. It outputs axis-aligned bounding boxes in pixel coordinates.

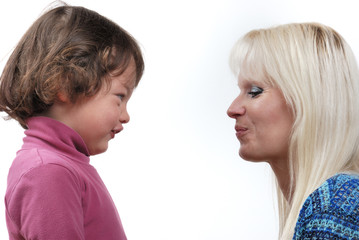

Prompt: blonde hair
[230,23,359,239]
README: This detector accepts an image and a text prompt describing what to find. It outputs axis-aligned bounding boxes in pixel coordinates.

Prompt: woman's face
[227,74,294,164]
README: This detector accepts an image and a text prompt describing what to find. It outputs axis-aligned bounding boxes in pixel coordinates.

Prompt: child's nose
[120,108,130,124]
[227,96,246,118]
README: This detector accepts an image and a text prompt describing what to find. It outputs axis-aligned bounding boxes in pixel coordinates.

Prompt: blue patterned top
[293,173,359,239]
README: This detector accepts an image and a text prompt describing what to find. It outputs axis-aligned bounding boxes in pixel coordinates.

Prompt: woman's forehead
[238,63,270,83]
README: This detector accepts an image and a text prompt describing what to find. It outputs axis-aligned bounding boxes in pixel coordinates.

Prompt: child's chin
[89,146,108,156]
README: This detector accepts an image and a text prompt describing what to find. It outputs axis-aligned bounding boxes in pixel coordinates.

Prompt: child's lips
[110,128,123,139]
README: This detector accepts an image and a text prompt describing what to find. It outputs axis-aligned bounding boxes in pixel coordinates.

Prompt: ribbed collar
[23,116,90,163]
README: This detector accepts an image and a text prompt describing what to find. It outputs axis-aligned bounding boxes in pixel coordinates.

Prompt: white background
[1,0,359,239]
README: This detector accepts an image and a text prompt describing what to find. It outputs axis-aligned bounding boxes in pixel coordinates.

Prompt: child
[0,4,144,240]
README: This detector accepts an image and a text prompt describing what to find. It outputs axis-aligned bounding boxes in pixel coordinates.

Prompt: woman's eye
[248,86,263,98]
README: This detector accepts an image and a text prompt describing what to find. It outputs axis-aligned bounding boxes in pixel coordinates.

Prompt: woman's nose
[227,96,246,118]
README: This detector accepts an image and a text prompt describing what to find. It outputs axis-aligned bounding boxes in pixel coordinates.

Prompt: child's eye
[116,94,125,101]
[248,86,264,98]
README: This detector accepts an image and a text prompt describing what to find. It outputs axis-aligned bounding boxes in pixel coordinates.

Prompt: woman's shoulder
[293,173,359,239]
[300,173,359,216]
[327,173,359,208]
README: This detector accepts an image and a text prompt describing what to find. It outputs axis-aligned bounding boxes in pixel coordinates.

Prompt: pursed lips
[235,125,248,138]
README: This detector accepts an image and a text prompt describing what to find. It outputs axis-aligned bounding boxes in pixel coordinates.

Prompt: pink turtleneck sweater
[5,116,127,240]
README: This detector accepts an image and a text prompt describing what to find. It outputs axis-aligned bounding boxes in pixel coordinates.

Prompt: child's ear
[56,91,69,103]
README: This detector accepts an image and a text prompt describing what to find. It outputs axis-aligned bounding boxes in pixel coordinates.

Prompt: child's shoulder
[14,147,78,174]
[6,147,85,204]
[7,147,84,192]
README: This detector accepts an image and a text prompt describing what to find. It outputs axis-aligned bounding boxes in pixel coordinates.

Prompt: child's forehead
[122,63,137,87]
[122,76,136,90]
[109,67,137,90]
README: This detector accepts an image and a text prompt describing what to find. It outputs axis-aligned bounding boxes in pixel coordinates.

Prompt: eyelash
[248,86,264,98]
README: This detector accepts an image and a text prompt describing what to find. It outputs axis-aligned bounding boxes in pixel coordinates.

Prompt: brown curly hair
[0,5,144,128]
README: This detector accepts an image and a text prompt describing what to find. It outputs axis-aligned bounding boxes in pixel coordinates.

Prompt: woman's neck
[269,159,293,201]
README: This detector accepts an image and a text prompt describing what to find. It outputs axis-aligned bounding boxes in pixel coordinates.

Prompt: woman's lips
[235,126,248,138]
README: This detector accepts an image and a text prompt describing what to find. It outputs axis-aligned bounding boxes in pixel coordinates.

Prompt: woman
[227,23,359,239]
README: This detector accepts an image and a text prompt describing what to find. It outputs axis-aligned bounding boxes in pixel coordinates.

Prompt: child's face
[53,61,137,155]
